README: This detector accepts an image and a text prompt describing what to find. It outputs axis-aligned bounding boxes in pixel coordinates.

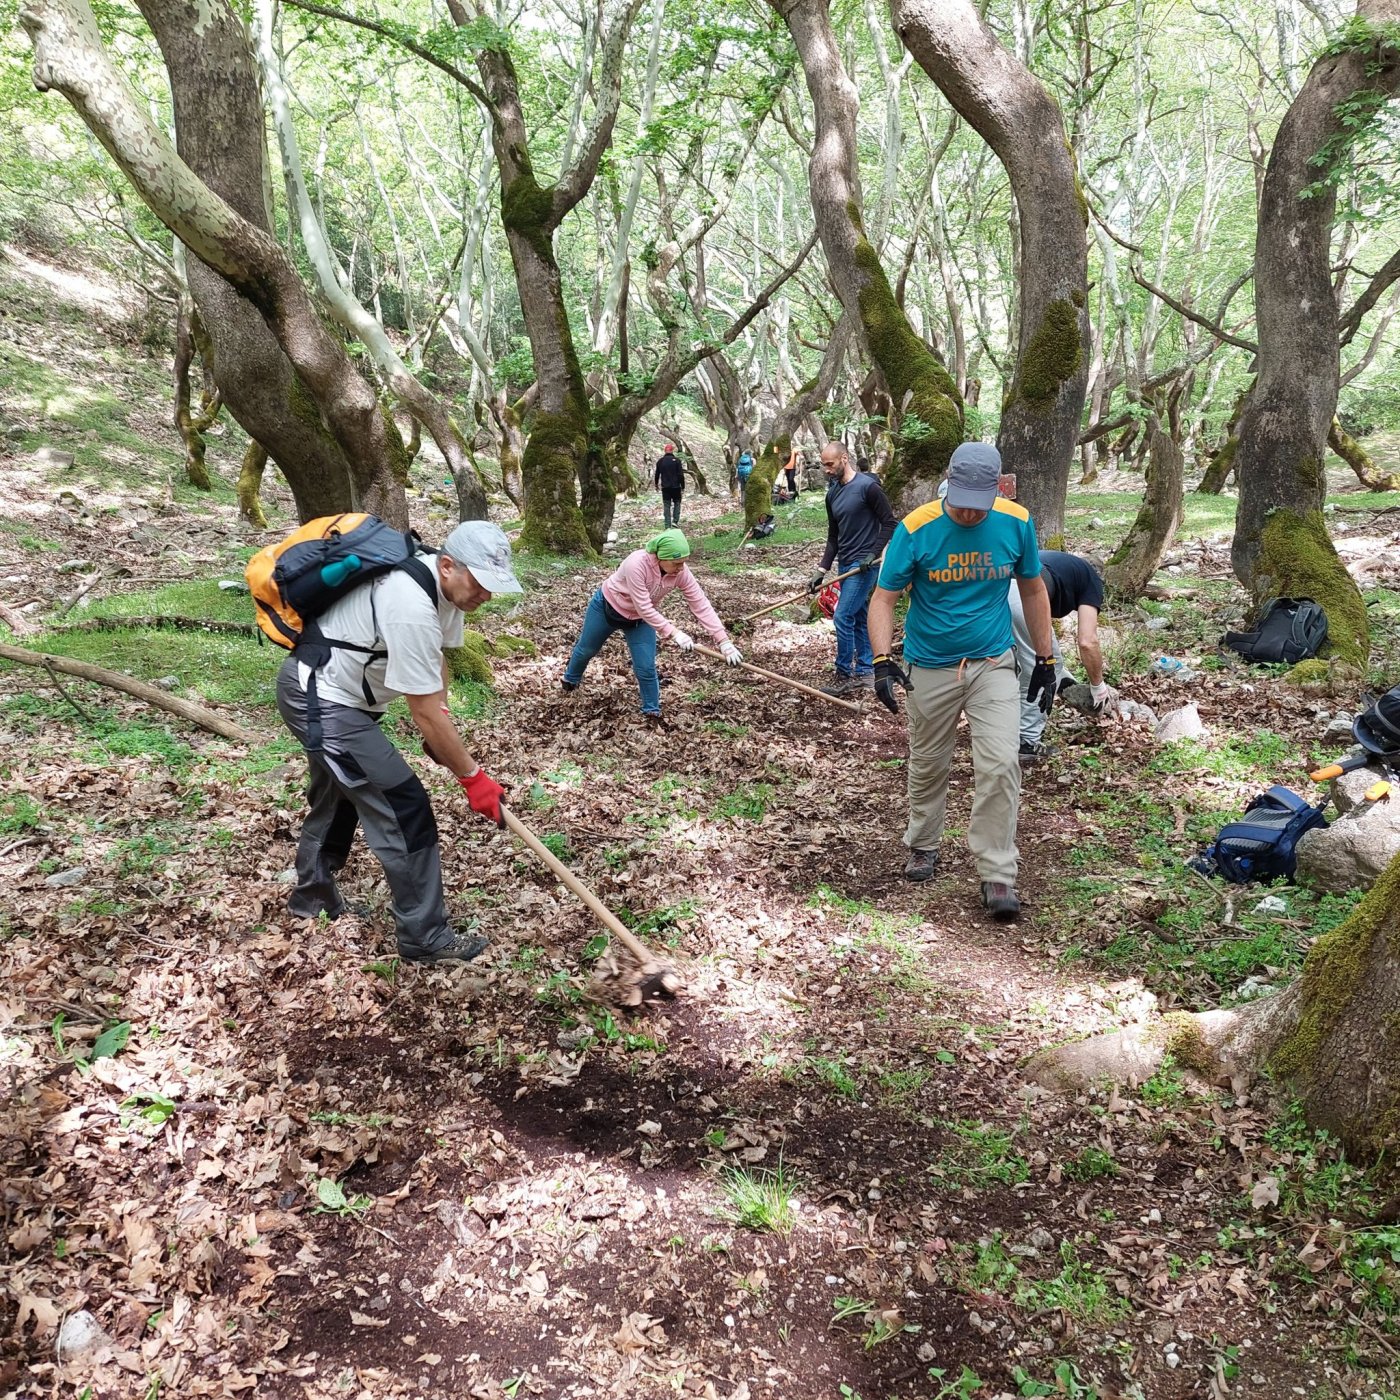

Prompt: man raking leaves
[250,517,521,964]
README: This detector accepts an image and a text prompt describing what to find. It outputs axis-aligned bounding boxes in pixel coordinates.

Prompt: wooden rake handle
[501,806,663,973]
[727,563,864,626]
[693,644,861,712]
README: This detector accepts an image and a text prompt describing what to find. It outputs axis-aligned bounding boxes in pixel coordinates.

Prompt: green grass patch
[713,782,775,821]
[719,1164,797,1235]
[932,1120,1029,1188]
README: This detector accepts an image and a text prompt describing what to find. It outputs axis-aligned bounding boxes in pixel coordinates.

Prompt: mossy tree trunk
[124,0,401,524]
[1103,415,1184,600]
[172,293,220,491]
[1196,385,1248,494]
[466,2,641,556]
[772,0,962,518]
[1231,5,1400,663]
[1329,416,1400,491]
[1029,853,1400,1161]
[237,440,269,527]
[889,0,1089,539]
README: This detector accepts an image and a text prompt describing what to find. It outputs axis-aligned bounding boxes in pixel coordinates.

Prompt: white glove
[720,641,742,666]
[671,628,695,651]
[1090,681,1120,711]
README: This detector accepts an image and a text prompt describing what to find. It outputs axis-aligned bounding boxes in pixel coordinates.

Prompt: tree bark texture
[888,0,1090,541]
[237,441,269,528]
[774,0,962,518]
[130,0,383,523]
[1231,3,1400,666]
[1102,417,1184,599]
[172,293,219,491]
[20,0,411,526]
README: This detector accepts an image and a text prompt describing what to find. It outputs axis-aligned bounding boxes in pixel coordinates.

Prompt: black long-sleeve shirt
[819,472,897,570]
[654,452,685,491]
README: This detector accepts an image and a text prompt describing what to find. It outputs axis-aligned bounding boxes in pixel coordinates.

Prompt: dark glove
[1026,657,1057,717]
[873,654,911,715]
[807,569,826,595]
[859,552,881,573]
[460,769,505,827]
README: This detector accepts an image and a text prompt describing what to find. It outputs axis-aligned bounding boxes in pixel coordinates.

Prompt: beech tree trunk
[21,0,410,526]
[1102,416,1184,599]
[1231,3,1400,667]
[772,0,962,517]
[237,441,269,528]
[172,294,220,491]
[888,0,1090,541]
[1029,854,1400,1160]
[131,0,389,523]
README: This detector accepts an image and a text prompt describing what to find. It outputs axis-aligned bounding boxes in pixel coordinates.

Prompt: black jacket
[655,453,685,491]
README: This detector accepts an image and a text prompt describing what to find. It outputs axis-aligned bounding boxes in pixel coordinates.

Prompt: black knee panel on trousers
[384,775,439,853]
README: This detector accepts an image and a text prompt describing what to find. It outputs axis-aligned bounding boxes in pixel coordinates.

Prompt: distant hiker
[655,444,686,527]
[867,442,1056,923]
[736,449,754,498]
[779,447,800,497]
[274,521,522,964]
[1010,551,1117,762]
[856,454,872,474]
[805,441,897,697]
[561,529,741,720]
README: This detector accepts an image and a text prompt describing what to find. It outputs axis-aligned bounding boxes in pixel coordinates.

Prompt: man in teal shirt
[867,443,1056,921]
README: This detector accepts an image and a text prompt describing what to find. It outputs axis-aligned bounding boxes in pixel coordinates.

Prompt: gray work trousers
[275,657,454,958]
[1008,583,1068,746]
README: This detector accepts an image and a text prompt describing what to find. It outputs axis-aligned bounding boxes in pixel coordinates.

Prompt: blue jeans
[564,589,661,715]
[833,562,877,677]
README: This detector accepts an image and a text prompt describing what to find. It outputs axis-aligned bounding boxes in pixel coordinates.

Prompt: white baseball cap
[442,521,522,593]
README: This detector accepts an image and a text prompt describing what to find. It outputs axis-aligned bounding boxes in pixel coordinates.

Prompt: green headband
[645,528,691,561]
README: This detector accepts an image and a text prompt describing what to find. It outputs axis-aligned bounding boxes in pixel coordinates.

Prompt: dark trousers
[661,487,683,526]
[275,658,454,958]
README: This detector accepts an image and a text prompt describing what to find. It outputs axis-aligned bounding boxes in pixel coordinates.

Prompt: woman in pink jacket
[561,529,742,718]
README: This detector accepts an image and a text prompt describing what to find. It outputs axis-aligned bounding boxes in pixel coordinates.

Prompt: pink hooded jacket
[600,550,730,645]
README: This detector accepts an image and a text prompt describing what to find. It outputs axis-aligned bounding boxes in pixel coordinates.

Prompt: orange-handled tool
[1309,754,1373,783]
[1364,780,1391,803]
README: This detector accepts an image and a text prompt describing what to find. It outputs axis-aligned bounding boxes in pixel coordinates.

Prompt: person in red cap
[655,443,686,527]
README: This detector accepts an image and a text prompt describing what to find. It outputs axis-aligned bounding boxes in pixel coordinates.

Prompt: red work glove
[460,769,505,827]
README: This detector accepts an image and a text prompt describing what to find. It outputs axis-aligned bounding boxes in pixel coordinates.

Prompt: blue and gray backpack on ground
[1222,597,1328,665]
[1189,785,1329,884]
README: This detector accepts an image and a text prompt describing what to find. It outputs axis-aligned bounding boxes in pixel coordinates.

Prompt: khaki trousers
[904,649,1022,884]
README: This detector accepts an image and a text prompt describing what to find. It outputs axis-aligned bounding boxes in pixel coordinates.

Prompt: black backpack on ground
[1222,597,1328,665]
[752,514,776,539]
[1189,785,1329,884]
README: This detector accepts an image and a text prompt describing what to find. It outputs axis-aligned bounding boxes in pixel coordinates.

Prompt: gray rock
[1117,699,1158,726]
[34,446,75,469]
[57,559,93,573]
[5,424,26,441]
[1331,758,1385,814]
[217,579,250,594]
[1296,792,1400,892]
[154,675,180,691]
[1321,713,1355,744]
[44,866,88,888]
[1154,703,1209,743]
[1145,616,1170,632]
[57,1309,111,1363]
[1060,682,1098,714]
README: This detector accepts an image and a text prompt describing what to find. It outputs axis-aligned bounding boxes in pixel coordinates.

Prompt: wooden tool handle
[693,644,861,712]
[501,807,659,969]
[731,564,865,625]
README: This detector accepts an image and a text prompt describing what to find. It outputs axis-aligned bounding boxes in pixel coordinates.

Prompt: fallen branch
[0,602,36,635]
[0,642,255,743]
[693,643,861,713]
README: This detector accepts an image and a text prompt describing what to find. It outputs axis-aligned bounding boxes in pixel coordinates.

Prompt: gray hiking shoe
[1018,740,1053,765]
[904,847,940,882]
[402,929,490,964]
[980,882,1021,922]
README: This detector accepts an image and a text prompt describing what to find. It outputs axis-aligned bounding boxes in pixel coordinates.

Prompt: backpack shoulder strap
[397,552,438,605]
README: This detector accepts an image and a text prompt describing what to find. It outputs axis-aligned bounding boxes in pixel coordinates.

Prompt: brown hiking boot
[980,882,1021,922]
[904,847,940,882]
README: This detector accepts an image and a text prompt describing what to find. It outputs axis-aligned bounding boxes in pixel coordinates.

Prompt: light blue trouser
[1008,583,1068,745]
[833,562,878,677]
[564,589,661,715]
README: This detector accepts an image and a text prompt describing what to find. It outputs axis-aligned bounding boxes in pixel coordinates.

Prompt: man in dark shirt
[1009,549,1117,757]
[806,441,897,696]
[654,445,686,527]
